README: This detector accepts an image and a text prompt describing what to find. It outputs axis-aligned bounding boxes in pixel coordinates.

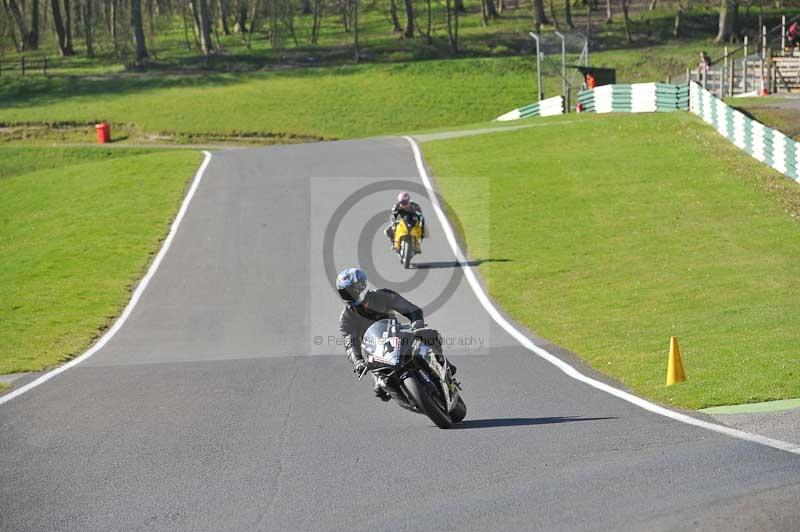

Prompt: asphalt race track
[2,138,800,532]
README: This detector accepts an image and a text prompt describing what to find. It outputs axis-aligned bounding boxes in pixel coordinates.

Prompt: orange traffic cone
[666,336,686,386]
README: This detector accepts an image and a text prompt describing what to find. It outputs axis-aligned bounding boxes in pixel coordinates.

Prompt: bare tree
[51,0,76,55]
[84,0,95,56]
[190,0,214,53]
[604,0,611,23]
[131,0,148,62]
[715,0,738,42]
[64,0,75,53]
[443,0,458,53]
[402,0,413,37]
[621,0,632,42]
[309,0,322,43]
[388,0,402,32]
[533,0,547,31]
[351,0,359,61]
[233,0,247,32]
[29,0,40,49]
[673,0,688,36]
[2,0,34,50]
[564,0,573,28]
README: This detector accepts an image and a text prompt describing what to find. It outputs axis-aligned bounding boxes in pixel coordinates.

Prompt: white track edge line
[0,150,214,407]
[403,135,800,456]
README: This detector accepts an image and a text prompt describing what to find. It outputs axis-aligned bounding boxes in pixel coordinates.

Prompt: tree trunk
[191,0,214,53]
[84,0,95,56]
[29,0,40,49]
[233,0,246,32]
[533,0,547,31]
[547,0,559,29]
[245,0,259,48]
[51,0,75,55]
[63,0,75,54]
[310,0,322,43]
[564,0,573,28]
[454,0,464,13]
[402,0,413,38]
[715,0,738,42]
[648,0,657,9]
[487,0,498,18]
[2,0,32,50]
[110,0,118,51]
[218,0,230,34]
[131,0,148,63]
[621,0,632,42]
[389,0,401,32]
[445,0,458,53]
[352,0,359,62]
[604,0,611,22]
[673,2,682,36]
[424,0,431,42]
[300,0,310,14]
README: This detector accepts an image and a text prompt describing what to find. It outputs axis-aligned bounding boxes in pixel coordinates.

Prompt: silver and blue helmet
[336,268,368,305]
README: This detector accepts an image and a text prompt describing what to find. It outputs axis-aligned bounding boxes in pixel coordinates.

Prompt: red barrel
[95,123,111,144]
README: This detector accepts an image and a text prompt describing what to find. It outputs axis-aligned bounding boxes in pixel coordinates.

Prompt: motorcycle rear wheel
[403,373,453,429]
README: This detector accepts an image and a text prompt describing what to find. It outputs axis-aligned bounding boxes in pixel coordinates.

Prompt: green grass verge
[423,112,800,409]
[0,147,201,375]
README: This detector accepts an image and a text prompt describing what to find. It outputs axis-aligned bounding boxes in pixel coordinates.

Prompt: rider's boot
[373,375,391,402]
[384,225,395,250]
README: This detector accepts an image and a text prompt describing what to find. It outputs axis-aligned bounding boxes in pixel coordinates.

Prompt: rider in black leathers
[336,268,426,401]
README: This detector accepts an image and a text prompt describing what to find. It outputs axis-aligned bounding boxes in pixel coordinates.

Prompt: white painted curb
[0,150,214,406]
[403,135,800,456]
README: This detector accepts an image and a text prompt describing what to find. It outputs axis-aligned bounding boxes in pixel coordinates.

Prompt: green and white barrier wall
[495,95,564,121]
[577,83,689,113]
[495,81,798,183]
[690,82,799,181]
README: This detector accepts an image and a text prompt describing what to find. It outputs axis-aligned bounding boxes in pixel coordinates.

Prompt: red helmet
[397,191,410,207]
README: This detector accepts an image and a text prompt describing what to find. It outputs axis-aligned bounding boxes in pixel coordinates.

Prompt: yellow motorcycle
[393,213,423,269]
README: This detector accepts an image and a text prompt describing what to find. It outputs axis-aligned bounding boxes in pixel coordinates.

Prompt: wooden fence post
[21,56,25,76]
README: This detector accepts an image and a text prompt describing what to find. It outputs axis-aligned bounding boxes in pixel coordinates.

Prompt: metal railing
[0,55,50,76]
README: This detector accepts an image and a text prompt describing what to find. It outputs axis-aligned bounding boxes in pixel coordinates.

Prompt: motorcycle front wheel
[403,373,453,429]
[450,396,467,424]
[401,237,412,269]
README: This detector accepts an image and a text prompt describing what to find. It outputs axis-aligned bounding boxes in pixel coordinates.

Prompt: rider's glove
[411,319,426,331]
[353,359,367,375]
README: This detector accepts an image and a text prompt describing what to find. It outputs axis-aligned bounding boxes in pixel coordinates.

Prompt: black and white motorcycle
[359,319,466,428]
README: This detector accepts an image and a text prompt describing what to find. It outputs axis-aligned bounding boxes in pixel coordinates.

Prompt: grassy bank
[731,96,800,141]
[0,147,201,384]
[423,112,800,409]
[0,42,732,143]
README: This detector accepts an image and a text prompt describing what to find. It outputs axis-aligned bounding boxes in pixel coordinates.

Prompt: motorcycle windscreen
[402,213,418,229]
[362,319,402,366]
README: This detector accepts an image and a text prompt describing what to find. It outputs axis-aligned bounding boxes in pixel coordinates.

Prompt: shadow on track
[413,259,511,270]
[453,416,617,429]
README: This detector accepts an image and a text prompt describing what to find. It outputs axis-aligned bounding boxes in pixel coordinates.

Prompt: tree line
[1,0,795,65]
